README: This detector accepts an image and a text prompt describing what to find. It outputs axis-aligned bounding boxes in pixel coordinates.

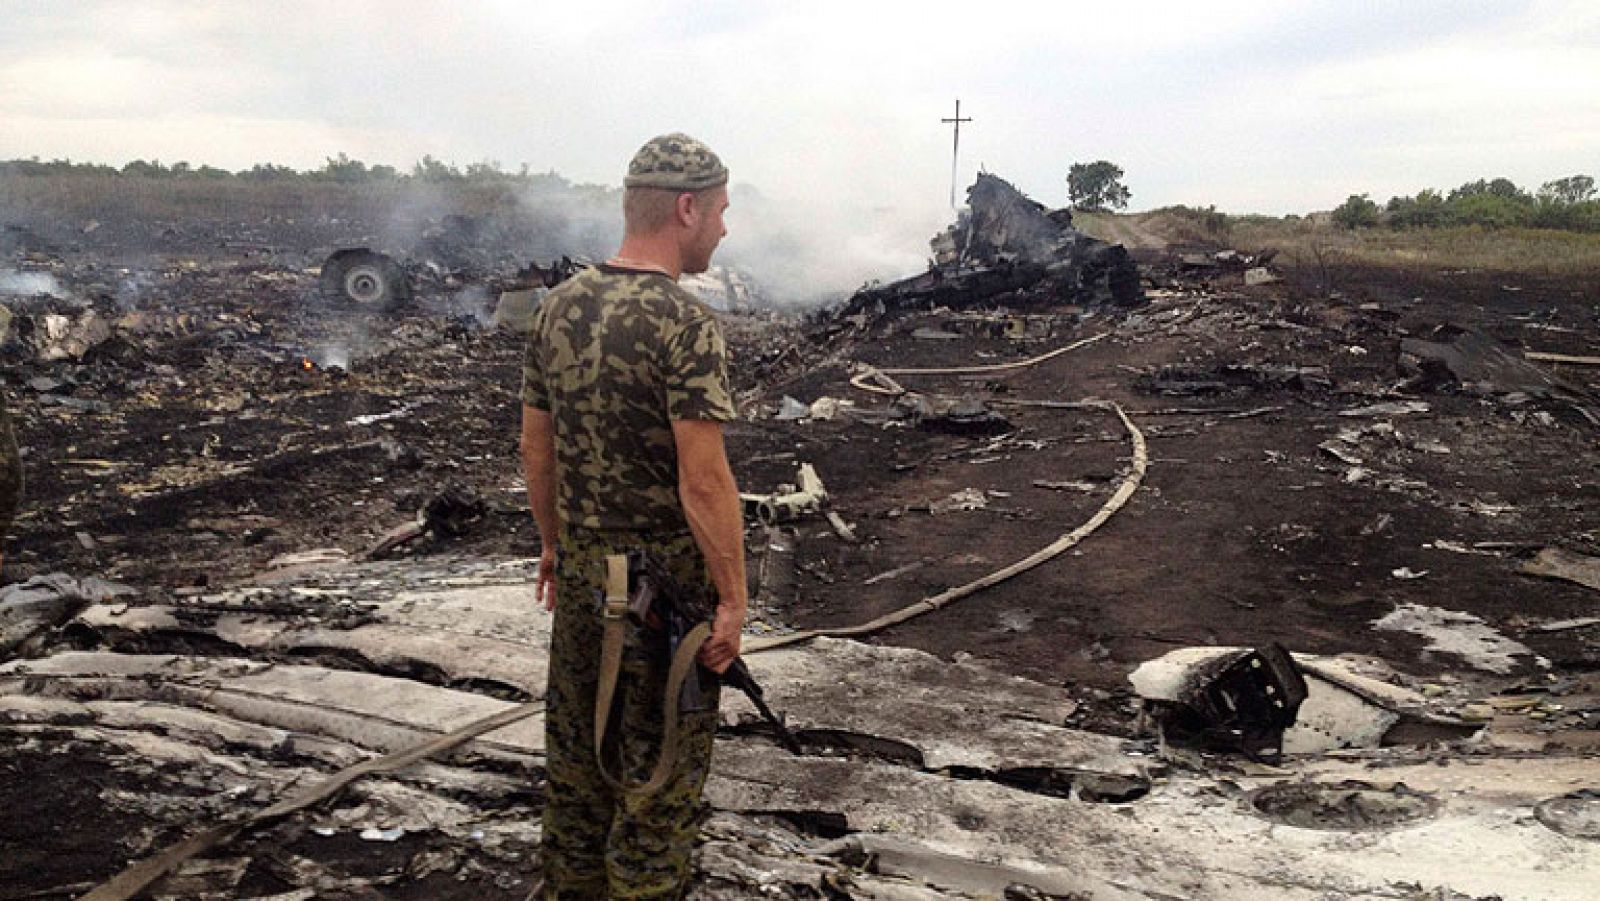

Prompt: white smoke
[0,269,67,298]
[115,271,155,311]
[427,284,495,327]
[275,169,949,311]
[717,185,951,307]
[499,179,950,308]
[309,344,351,369]
[490,176,956,307]
[508,176,622,262]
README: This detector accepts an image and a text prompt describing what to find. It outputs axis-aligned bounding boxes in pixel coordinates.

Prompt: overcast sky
[3,0,1597,222]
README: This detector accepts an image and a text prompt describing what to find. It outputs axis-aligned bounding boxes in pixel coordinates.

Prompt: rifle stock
[635,551,803,755]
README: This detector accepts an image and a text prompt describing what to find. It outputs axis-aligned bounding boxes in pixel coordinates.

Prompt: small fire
[301,358,315,371]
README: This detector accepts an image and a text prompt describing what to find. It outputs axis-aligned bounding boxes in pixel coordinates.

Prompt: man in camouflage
[520,133,746,899]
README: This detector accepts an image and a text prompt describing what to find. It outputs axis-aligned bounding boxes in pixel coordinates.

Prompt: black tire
[319,249,412,311]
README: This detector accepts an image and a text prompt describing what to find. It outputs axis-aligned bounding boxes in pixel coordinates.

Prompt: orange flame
[301,358,315,371]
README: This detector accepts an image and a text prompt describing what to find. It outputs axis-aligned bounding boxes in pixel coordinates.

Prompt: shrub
[1529,199,1600,232]
[1146,204,1232,240]
[1332,194,1380,229]
[1450,193,1532,229]
[1385,189,1451,229]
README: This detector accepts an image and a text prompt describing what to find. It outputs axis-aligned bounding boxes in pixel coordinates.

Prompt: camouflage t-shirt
[522,265,737,532]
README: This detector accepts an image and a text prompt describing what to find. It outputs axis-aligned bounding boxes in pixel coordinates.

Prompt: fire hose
[848,331,1109,395]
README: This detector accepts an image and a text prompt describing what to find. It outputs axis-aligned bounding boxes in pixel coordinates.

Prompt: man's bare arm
[521,405,559,609]
[672,418,747,672]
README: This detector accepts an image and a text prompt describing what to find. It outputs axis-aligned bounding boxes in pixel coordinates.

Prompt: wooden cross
[941,98,973,208]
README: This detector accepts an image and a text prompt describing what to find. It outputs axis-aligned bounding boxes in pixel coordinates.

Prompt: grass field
[1078,207,1600,277]
[1231,219,1600,278]
[0,173,627,263]
[0,174,540,223]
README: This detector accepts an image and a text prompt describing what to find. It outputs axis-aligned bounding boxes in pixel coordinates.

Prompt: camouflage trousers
[541,527,721,900]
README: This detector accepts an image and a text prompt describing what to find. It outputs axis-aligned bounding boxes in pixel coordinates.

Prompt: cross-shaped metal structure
[941,98,973,208]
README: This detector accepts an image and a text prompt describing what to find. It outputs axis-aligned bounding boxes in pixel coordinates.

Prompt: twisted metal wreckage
[65,362,1151,897]
[3,171,1599,899]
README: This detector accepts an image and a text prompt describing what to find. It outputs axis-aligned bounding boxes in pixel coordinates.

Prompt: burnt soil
[3,231,1598,895]
[7,253,1598,697]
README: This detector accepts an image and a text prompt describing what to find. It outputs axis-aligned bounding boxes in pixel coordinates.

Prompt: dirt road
[1075,211,1170,251]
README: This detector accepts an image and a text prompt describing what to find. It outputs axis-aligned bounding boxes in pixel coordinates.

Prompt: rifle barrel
[723,660,803,754]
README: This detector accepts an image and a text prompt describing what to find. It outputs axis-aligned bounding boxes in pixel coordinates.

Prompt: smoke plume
[0,269,67,299]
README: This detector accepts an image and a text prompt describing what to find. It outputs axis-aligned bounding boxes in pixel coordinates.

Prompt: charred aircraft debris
[316,212,586,312]
[2,171,1599,899]
[830,173,1143,332]
[316,212,763,318]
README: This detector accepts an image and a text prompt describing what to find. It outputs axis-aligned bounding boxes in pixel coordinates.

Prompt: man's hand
[698,602,744,674]
[535,551,556,612]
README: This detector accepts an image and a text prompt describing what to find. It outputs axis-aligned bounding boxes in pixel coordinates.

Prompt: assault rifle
[628,553,803,755]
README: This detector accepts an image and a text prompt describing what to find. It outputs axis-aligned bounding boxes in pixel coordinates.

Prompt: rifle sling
[594,553,710,797]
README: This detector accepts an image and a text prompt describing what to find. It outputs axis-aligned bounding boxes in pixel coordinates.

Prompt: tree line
[0,153,571,186]
[1332,175,1599,233]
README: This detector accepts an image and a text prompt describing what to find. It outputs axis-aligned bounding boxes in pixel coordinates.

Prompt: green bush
[1148,204,1232,238]
[239,163,299,181]
[1385,189,1451,229]
[1373,175,1600,233]
[1450,193,1532,229]
[1332,194,1380,229]
[1529,199,1600,232]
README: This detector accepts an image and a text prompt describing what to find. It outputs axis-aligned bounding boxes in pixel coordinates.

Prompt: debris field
[2,176,1598,899]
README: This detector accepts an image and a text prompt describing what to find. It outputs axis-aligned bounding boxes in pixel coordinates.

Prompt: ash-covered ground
[2,189,1598,899]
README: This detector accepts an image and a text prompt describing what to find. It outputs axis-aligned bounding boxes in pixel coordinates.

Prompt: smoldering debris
[5,169,1600,900]
[1372,602,1540,675]
[319,247,412,310]
[1521,547,1600,593]
[1401,324,1600,424]
[1130,644,1309,760]
[825,173,1143,332]
[0,238,570,600]
[307,343,352,369]
[1129,647,1481,757]
[0,573,135,652]
[9,560,1595,901]
[0,268,68,298]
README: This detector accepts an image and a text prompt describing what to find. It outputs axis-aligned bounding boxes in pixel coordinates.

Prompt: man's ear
[675,191,697,228]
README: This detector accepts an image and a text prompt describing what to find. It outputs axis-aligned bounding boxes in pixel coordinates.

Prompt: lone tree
[1332,194,1381,229]
[1068,160,1131,211]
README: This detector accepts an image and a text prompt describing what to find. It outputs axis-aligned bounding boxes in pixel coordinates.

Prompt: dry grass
[1069,210,1114,236]
[1230,219,1600,278]
[1079,209,1600,277]
[1075,208,1234,249]
[0,175,533,224]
